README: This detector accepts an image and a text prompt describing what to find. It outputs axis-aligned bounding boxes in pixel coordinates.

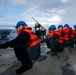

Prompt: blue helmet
[16,21,27,28]
[49,25,56,29]
[73,25,76,29]
[64,24,69,27]
[58,24,63,29]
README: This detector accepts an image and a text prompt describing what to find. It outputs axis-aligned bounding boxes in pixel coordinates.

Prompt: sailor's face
[16,25,23,32]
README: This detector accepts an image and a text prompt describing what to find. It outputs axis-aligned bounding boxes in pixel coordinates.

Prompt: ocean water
[0,29,17,43]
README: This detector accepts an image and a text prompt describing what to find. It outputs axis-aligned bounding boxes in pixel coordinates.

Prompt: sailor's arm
[0,31,30,48]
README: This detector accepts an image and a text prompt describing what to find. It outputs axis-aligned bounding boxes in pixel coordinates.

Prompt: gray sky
[0,0,76,28]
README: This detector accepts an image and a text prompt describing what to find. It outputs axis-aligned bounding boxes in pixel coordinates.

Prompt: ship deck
[0,43,76,75]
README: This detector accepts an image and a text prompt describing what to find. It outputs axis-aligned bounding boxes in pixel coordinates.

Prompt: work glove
[0,43,8,49]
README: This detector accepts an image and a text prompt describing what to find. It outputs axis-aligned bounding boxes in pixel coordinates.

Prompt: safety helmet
[16,21,27,28]
[73,25,76,29]
[58,24,63,29]
[64,24,69,27]
[49,25,56,29]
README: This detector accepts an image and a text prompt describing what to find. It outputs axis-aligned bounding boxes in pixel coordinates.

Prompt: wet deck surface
[0,43,76,75]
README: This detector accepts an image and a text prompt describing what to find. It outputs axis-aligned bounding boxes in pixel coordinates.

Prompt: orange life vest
[18,26,40,47]
[69,27,75,38]
[55,28,63,43]
[62,27,69,40]
[74,29,76,37]
[48,30,55,37]
[48,29,63,43]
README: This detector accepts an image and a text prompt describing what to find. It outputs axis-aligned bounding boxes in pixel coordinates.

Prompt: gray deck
[0,44,76,75]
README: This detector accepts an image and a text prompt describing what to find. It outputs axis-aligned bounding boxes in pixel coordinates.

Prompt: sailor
[73,24,76,46]
[41,25,64,56]
[0,21,40,74]
[62,24,75,52]
[62,24,72,47]
[73,25,76,43]
[73,24,76,37]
